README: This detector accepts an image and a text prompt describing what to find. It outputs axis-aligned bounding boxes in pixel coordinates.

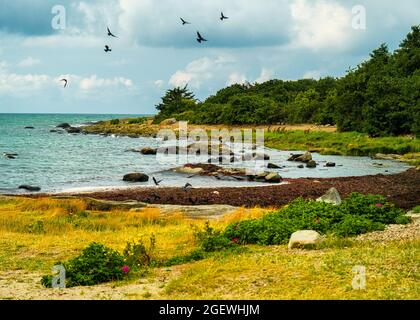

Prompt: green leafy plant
[123,235,156,269]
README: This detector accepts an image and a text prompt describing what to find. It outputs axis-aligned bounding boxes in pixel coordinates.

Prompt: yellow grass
[0,196,418,300]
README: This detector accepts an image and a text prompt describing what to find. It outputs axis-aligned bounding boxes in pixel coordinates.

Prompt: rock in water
[316,187,342,205]
[325,162,336,167]
[56,123,71,129]
[66,127,82,134]
[140,147,157,155]
[267,163,281,169]
[306,160,317,168]
[18,185,41,192]
[24,126,35,129]
[295,151,312,163]
[264,172,282,183]
[123,173,149,182]
[288,230,322,250]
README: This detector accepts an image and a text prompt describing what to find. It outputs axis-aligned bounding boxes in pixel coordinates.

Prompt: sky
[0,0,419,114]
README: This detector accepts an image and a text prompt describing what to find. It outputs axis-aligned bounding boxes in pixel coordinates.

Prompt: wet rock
[123,173,149,182]
[66,127,82,134]
[4,153,18,159]
[288,230,322,250]
[24,126,35,129]
[288,154,303,161]
[18,185,41,192]
[297,164,304,169]
[173,165,205,175]
[140,147,157,155]
[264,172,282,183]
[325,162,336,167]
[306,160,317,168]
[267,163,281,169]
[295,151,312,163]
[316,187,342,205]
[56,123,71,129]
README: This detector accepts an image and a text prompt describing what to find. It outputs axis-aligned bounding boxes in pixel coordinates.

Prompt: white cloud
[227,72,247,86]
[18,56,40,67]
[255,68,274,83]
[169,56,234,88]
[290,0,352,51]
[79,75,133,91]
[154,80,165,88]
[0,73,50,95]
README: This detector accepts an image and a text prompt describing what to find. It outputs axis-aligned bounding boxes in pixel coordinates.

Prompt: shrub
[127,117,146,124]
[41,243,126,288]
[202,193,410,247]
[164,249,206,266]
[123,236,155,269]
[110,119,120,125]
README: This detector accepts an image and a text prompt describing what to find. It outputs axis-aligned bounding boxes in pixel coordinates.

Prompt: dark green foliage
[127,117,146,124]
[154,26,420,136]
[42,243,126,288]
[163,249,206,266]
[110,119,120,125]
[197,193,408,249]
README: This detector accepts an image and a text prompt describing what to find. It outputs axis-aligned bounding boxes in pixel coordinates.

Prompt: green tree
[154,85,196,123]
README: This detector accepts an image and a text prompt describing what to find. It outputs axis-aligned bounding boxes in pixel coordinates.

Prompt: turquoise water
[0,114,412,194]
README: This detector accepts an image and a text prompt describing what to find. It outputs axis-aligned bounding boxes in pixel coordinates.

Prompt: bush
[123,236,155,269]
[127,117,146,124]
[200,193,409,248]
[110,119,120,125]
[41,243,126,288]
[164,249,206,266]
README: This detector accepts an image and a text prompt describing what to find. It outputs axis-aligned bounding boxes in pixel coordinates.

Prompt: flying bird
[182,182,192,192]
[220,12,229,20]
[153,177,163,186]
[104,45,112,52]
[196,31,207,43]
[107,27,117,38]
[60,79,68,88]
[180,18,190,25]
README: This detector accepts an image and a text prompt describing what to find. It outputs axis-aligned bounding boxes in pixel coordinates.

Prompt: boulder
[264,172,282,183]
[18,185,41,192]
[295,151,312,163]
[306,160,317,168]
[123,173,149,182]
[325,162,336,167]
[267,163,281,169]
[173,166,204,175]
[140,147,157,155]
[297,164,304,169]
[288,230,322,250]
[288,154,303,161]
[316,187,342,205]
[66,127,82,134]
[160,118,177,125]
[56,123,71,129]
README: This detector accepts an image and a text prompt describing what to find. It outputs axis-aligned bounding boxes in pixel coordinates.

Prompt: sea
[0,113,412,194]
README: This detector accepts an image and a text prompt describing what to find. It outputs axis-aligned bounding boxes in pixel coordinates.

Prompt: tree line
[154,26,420,137]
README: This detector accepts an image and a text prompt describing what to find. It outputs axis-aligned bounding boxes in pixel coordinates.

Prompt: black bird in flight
[180,18,190,25]
[153,177,163,186]
[220,12,229,20]
[104,45,112,52]
[196,31,207,43]
[107,27,117,37]
[182,182,192,192]
[60,79,68,88]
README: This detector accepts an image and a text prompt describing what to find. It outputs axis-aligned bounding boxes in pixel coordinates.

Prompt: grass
[0,196,418,299]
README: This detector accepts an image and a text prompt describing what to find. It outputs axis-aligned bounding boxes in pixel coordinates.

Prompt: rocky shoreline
[27,168,419,209]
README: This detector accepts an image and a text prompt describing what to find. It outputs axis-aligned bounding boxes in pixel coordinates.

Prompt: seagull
[107,27,117,38]
[104,45,112,52]
[153,177,163,186]
[182,182,192,192]
[180,18,190,25]
[196,31,207,43]
[60,79,68,88]
[220,12,229,20]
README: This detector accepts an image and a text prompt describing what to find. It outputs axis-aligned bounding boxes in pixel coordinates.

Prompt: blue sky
[0,0,419,114]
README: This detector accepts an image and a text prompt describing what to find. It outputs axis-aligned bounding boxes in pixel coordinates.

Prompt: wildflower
[375,203,383,208]
[231,237,239,244]
[122,265,130,274]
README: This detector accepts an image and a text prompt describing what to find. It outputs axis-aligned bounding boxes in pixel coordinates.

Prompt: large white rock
[316,187,342,205]
[288,230,322,250]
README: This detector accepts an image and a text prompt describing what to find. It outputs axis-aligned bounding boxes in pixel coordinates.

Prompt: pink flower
[231,237,239,244]
[375,203,383,208]
[122,265,130,274]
